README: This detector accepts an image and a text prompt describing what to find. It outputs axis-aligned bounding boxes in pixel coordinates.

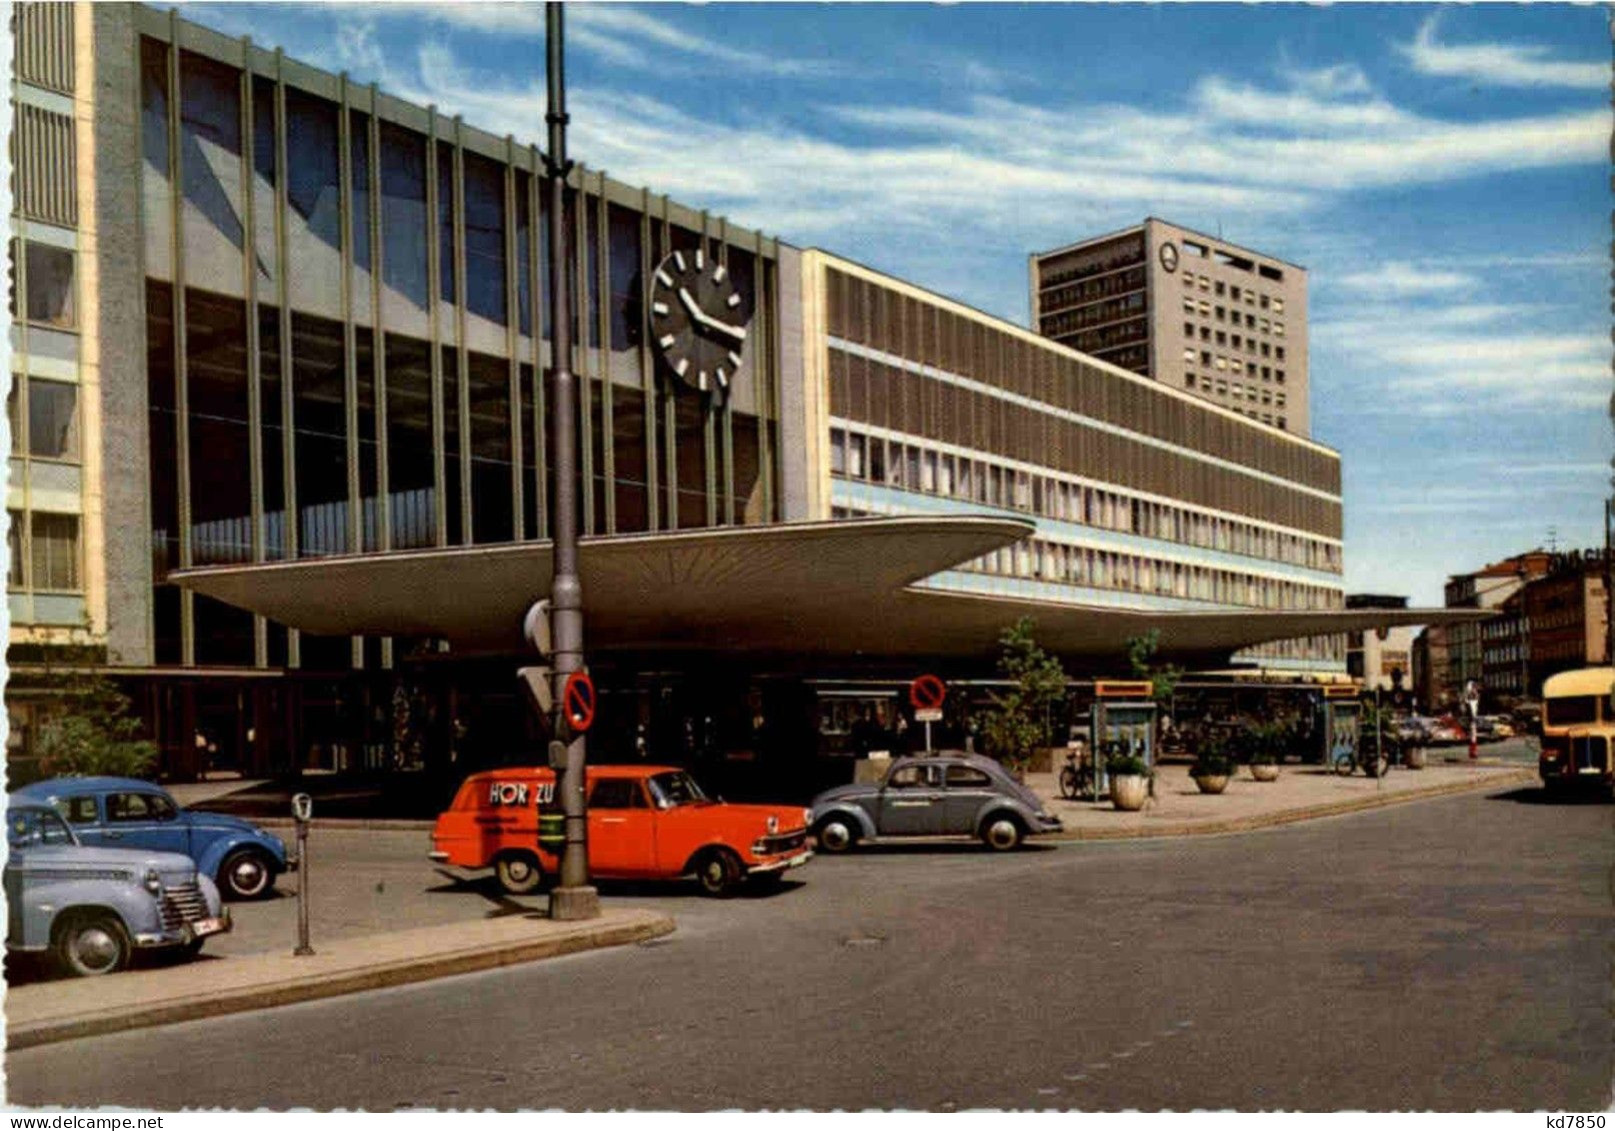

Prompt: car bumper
[133,907,232,949]
[427,850,451,863]
[1032,815,1064,834]
[747,848,813,875]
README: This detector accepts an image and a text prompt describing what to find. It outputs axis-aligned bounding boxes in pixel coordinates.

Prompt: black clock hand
[679,286,748,343]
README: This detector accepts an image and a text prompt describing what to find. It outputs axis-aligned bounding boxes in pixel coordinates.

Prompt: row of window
[1180,319,1288,363]
[1039,292,1146,338]
[1037,266,1145,315]
[1185,372,1287,408]
[1182,349,1288,385]
[6,510,80,592]
[1036,239,1145,289]
[1236,635,1345,663]
[827,425,1342,572]
[1056,320,1148,356]
[1181,270,1285,314]
[1180,296,1286,337]
[950,534,1342,612]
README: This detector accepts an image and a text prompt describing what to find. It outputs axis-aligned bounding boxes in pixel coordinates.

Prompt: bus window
[1544,696,1600,728]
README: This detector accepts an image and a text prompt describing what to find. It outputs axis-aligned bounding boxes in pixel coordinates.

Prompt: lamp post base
[548,884,601,921]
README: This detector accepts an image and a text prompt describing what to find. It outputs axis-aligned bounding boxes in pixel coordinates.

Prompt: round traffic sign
[562,671,596,733]
[910,673,946,712]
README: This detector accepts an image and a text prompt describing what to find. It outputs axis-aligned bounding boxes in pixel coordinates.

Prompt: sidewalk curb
[1046,768,1536,842]
[253,817,435,831]
[8,912,675,1051]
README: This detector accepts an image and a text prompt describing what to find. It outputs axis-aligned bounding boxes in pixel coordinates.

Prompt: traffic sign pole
[543,3,598,922]
[909,675,947,754]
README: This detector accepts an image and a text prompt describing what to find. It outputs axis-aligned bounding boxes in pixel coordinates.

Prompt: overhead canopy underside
[171,517,1487,664]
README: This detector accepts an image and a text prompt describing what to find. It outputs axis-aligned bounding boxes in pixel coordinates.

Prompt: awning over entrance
[171,517,1486,664]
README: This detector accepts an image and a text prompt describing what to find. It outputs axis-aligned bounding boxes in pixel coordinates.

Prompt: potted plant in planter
[1189,730,1236,794]
[1247,719,1283,782]
[1104,748,1151,811]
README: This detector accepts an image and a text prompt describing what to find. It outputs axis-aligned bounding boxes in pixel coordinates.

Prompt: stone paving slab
[1025,758,1534,839]
[6,908,674,1050]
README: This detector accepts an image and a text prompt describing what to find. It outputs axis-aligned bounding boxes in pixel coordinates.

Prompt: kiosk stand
[1091,680,1157,795]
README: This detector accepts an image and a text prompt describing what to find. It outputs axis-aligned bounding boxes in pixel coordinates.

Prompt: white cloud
[1335,263,1476,295]
[316,2,838,78]
[1397,14,1608,89]
[1316,304,1607,412]
[1277,60,1375,99]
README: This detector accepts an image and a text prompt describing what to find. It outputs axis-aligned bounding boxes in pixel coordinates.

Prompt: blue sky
[184,1,1611,606]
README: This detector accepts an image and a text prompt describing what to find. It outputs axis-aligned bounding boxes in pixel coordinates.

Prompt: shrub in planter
[1245,719,1285,781]
[1189,732,1236,793]
[1105,753,1151,811]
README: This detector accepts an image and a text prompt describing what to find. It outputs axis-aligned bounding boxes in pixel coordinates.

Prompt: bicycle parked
[1058,742,1095,800]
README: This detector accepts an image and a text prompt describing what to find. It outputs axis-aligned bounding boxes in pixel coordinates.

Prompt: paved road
[8,783,1609,1111]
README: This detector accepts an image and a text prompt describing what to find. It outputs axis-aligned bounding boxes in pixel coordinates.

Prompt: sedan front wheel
[219,848,275,900]
[980,814,1024,851]
[55,913,132,977]
[813,815,859,854]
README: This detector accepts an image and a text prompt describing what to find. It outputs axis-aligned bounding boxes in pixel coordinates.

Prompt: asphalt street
[7,781,1610,1111]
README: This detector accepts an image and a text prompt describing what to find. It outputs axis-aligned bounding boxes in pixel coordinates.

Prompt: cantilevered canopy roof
[172,517,1486,664]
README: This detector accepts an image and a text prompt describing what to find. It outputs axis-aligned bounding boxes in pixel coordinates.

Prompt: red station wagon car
[430,765,813,897]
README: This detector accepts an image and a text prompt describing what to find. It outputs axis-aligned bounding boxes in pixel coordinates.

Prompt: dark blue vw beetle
[12,777,294,900]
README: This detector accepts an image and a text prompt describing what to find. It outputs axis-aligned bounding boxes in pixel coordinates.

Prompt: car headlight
[803,808,813,826]
[144,868,163,895]
[766,815,779,834]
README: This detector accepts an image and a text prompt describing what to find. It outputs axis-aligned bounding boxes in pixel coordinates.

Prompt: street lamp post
[544,0,598,921]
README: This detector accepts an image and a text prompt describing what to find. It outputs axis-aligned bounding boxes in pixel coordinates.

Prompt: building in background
[1443,550,1552,709]
[1030,218,1310,436]
[1480,591,1529,708]
[1523,550,1609,695]
[1412,622,1452,714]
[1345,594,1416,699]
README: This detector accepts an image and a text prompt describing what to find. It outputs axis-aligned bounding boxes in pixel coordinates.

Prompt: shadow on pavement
[1487,785,1613,806]
[424,868,808,904]
[848,840,1058,857]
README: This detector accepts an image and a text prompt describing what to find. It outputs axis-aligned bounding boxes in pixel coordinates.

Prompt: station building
[5,3,1465,790]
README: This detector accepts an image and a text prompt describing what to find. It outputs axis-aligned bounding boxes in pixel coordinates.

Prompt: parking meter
[291,793,313,956]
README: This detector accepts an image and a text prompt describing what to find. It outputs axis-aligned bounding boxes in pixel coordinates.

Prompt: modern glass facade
[134,10,784,686]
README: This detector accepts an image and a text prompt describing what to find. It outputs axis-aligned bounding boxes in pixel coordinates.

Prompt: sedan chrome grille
[756,830,807,855]
[160,881,210,930]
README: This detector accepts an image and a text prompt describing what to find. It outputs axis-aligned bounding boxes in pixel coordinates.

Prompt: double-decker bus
[1538,667,1614,794]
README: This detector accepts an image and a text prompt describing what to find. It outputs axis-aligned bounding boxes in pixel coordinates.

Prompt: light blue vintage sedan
[13,776,293,900]
[6,802,230,976]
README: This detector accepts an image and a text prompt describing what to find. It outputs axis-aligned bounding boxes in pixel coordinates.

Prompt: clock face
[1159,242,1179,272]
[648,248,750,396]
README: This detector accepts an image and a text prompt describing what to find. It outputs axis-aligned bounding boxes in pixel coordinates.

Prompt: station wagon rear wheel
[219,848,275,900]
[695,848,742,898]
[813,816,858,854]
[981,814,1024,852]
[55,913,131,978]
[494,852,545,896]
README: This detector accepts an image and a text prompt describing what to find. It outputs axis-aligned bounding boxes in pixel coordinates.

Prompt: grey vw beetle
[5,801,230,977]
[809,752,1062,852]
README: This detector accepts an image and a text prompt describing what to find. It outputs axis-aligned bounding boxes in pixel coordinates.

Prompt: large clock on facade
[1159,241,1179,272]
[648,248,750,395]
